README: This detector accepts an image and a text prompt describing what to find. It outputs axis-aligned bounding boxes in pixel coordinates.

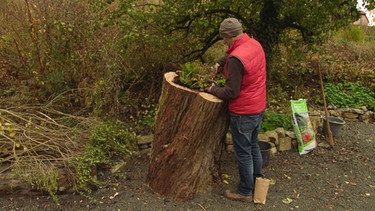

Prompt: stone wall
[137,107,374,155]
[225,106,374,154]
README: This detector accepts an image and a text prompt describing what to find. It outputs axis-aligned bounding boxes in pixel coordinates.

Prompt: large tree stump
[146,72,229,201]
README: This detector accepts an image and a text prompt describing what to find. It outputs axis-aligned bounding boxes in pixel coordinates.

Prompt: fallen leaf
[326,204,334,209]
[221,174,231,179]
[270,179,276,185]
[282,198,293,204]
[109,192,119,200]
[284,174,291,179]
[10,131,16,137]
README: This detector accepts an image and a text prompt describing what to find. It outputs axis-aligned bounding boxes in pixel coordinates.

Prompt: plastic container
[259,141,271,168]
[322,116,346,137]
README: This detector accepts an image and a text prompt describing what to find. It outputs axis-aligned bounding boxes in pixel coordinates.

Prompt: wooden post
[146,72,229,201]
[317,63,334,146]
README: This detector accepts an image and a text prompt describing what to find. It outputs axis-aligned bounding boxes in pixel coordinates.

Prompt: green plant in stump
[179,61,226,90]
[179,62,200,89]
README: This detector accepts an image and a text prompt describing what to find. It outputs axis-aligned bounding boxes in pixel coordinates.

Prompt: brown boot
[224,190,253,203]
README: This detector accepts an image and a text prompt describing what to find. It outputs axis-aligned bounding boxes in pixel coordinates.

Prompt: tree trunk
[146,72,229,201]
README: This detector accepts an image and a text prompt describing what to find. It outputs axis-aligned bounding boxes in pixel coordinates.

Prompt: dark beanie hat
[219,18,243,38]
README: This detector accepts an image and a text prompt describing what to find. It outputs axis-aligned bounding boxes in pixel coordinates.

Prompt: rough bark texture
[146,72,229,202]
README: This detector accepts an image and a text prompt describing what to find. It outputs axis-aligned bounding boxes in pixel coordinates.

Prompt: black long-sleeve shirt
[210,56,244,101]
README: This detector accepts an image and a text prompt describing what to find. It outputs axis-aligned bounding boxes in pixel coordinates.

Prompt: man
[205,17,267,203]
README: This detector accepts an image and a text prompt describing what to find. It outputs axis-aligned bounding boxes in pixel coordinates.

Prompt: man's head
[219,18,243,47]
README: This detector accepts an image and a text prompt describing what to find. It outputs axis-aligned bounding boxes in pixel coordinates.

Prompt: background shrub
[324,82,375,110]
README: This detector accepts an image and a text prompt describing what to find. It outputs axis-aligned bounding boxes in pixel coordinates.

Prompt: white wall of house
[357,0,374,26]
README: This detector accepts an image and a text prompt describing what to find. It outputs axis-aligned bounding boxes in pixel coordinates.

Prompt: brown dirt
[1,120,374,211]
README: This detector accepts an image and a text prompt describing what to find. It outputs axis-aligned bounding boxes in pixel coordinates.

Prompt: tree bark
[146,72,229,201]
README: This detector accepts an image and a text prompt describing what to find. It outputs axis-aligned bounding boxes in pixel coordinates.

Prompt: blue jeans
[230,111,264,196]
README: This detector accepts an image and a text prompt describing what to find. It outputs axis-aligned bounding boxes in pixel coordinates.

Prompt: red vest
[224,33,266,114]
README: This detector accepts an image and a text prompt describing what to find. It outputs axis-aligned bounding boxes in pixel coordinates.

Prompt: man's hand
[211,63,222,80]
[214,63,222,75]
[204,83,216,93]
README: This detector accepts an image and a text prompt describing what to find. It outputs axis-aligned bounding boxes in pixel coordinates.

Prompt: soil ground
[0,120,374,211]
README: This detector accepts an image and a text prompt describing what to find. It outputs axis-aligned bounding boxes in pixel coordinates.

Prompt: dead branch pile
[0,104,94,181]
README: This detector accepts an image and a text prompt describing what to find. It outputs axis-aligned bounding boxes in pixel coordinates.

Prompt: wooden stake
[317,62,334,146]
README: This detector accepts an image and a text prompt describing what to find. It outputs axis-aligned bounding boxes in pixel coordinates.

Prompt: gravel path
[1,120,374,211]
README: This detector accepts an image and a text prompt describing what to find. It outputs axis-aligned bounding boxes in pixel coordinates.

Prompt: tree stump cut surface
[146,72,229,201]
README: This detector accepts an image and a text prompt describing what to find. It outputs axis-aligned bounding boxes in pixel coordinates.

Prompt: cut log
[0,166,74,196]
[146,72,229,201]
[0,172,33,195]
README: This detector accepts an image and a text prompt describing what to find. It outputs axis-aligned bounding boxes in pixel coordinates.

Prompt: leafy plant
[130,97,158,135]
[70,120,139,193]
[324,82,375,110]
[178,61,225,90]
[336,26,364,42]
[13,162,60,203]
[261,111,292,132]
[179,62,200,89]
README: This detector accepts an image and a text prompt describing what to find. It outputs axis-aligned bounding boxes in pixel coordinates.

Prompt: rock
[265,130,279,146]
[138,134,153,145]
[341,108,350,112]
[329,110,342,117]
[270,147,277,155]
[258,133,269,142]
[359,111,374,123]
[226,144,234,153]
[342,112,359,119]
[359,106,368,112]
[225,133,232,145]
[110,154,136,174]
[309,115,322,132]
[309,111,321,116]
[327,105,338,110]
[277,137,292,151]
[350,108,365,115]
[268,142,276,147]
[275,127,285,138]
[285,130,296,139]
